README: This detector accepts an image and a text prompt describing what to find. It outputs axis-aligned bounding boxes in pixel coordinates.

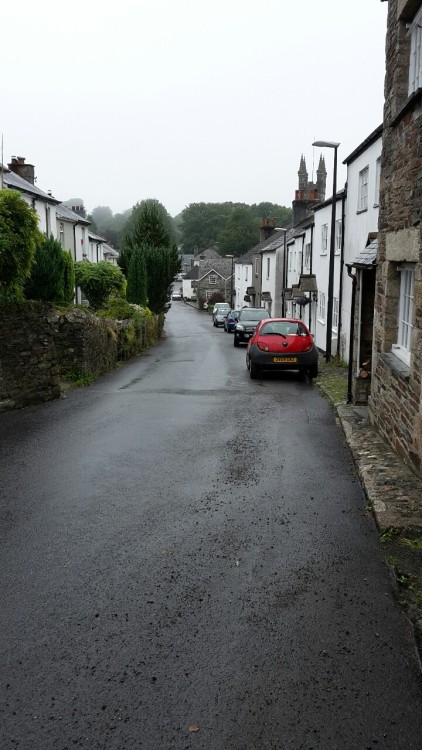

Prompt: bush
[0,190,41,301]
[75,261,126,309]
[25,235,66,303]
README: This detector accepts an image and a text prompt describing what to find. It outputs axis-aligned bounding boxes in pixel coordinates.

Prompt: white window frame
[374,157,381,207]
[321,224,328,254]
[332,297,339,330]
[318,292,326,323]
[209,274,217,285]
[358,166,369,212]
[408,6,422,95]
[59,222,65,248]
[266,257,270,279]
[392,264,415,366]
[205,289,215,300]
[335,219,342,255]
[254,258,259,277]
[244,265,248,281]
[304,243,311,269]
[236,265,240,280]
[288,248,292,271]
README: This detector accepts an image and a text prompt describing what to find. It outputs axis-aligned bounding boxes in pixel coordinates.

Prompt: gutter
[337,190,346,358]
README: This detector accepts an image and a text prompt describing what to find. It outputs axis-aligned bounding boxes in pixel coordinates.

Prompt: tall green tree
[0,190,41,301]
[61,250,76,304]
[218,207,260,257]
[127,245,147,306]
[25,235,66,303]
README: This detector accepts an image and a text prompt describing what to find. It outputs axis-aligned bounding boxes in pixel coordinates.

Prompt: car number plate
[273,356,297,363]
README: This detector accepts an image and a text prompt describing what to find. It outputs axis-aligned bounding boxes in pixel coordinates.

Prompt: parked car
[233,307,270,346]
[171,291,182,300]
[246,318,318,380]
[212,303,230,326]
[224,310,239,332]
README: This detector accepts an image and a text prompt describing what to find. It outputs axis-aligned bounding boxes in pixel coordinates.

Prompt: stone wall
[0,302,60,410]
[0,303,163,412]
[369,0,422,476]
[53,309,118,378]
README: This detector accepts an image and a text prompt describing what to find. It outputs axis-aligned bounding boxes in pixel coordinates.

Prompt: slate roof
[237,229,289,264]
[194,247,220,259]
[197,258,233,280]
[103,243,119,258]
[184,265,199,280]
[343,124,383,166]
[56,203,91,225]
[88,231,107,242]
[1,166,60,204]
[353,238,378,268]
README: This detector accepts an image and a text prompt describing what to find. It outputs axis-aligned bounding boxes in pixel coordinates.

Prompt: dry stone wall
[0,303,162,412]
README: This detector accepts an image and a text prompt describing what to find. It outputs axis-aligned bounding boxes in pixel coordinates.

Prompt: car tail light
[257,342,269,352]
[302,340,313,352]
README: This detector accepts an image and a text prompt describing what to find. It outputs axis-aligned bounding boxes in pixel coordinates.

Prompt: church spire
[316,154,327,201]
[298,154,308,190]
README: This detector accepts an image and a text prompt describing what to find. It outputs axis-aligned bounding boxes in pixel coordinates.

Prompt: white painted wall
[341,136,382,363]
[312,197,343,355]
[234,260,252,309]
[260,250,276,316]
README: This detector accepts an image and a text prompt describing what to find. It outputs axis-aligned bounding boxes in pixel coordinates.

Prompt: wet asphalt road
[1,301,422,750]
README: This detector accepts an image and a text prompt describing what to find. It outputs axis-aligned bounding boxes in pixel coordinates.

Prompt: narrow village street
[1,301,421,750]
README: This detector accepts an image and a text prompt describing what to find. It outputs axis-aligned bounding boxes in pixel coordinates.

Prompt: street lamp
[312,140,340,361]
[225,254,234,308]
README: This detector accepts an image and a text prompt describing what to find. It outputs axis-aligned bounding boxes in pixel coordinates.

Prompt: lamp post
[312,140,340,361]
[225,254,234,308]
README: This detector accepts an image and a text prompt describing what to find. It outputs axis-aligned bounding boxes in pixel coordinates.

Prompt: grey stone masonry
[370,0,422,477]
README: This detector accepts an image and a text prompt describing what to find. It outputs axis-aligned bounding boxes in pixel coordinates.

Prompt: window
[288,249,292,271]
[59,222,65,248]
[209,274,217,285]
[335,219,342,254]
[332,297,339,330]
[374,157,381,206]
[254,258,259,277]
[266,257,270,279]
[318,292,326,322]
[236,265,240,280]
[206,290,215,300]
[244,265,248,281]
[304,243,311,269]
[392,264,415,366]
[358,166,369,211]
[408,6,422,95]
[321,224,328,254]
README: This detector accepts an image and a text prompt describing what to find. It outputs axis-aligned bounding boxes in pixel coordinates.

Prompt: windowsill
[320,252,327,256]
[389,87,422,127]
[317,318,326,325]
[356,208,368,215]
[380,352,410,380]
[373,203,379,208]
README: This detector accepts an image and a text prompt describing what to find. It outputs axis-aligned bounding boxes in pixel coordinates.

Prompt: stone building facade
[369,0,422,475]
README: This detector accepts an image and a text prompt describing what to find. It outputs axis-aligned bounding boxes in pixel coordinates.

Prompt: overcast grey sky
[3,0,388,218]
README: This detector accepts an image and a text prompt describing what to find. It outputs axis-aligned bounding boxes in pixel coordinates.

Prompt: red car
[246,318,318,380]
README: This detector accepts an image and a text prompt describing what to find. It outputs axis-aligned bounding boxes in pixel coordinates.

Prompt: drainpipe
[309,224,314,330]
[337,190,346,358]
[346,263,356,404]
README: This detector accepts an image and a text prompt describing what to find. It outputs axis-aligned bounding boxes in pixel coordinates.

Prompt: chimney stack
[8,156,35,185]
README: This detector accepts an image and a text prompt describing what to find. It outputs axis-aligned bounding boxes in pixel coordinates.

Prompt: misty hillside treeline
[89,200,292,257]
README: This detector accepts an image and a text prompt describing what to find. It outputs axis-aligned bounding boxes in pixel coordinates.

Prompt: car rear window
[240,309,269,321]
[260,321,309,336]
